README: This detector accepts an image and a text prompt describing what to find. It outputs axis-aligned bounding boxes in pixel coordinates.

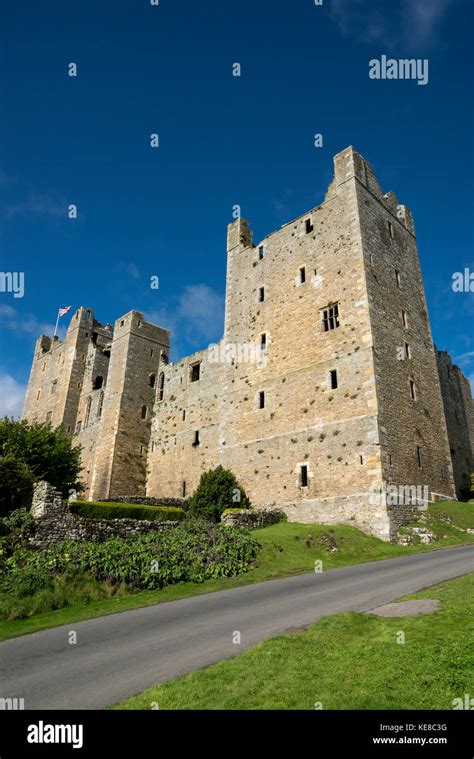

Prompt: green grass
[1,500,473,642]
[113,572,474,710]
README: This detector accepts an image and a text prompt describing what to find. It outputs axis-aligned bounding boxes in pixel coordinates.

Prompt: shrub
[0,522,260,619]
[188,466,250,522]
[0,418,83,507]
[69,501,185,522]
[0,460,35,516]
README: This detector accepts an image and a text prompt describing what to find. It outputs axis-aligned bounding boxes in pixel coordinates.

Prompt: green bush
[69,500,185,522]
[188,466,250,522]
[0,459,35,516]
[0,418,83,512]
[0,522,260,619]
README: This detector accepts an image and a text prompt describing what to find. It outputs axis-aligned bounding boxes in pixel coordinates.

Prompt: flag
[58,306,72,317]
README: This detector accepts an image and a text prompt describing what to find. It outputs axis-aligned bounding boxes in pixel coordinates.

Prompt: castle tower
[89,311,170,500]
[22,307,98,433]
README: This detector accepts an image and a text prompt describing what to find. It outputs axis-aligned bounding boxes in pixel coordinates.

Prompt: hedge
[69,500,185,522]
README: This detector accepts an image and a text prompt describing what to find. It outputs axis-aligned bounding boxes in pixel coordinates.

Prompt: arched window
[158,372,165,401]
[141,405,147,420]
[149,374,156,388]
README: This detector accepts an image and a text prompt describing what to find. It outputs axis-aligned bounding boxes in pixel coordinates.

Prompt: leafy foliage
[0,458,35,516]
[70,501,185,522]
[0,418,83,512]
[0,521,259,619]
[188,466,250,521]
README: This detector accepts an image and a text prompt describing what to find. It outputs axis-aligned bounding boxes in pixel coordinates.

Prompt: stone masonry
[29,481,178,548]
[22,147,473,540]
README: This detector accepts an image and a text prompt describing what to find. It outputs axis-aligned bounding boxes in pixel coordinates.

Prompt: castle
[22,147,473,540]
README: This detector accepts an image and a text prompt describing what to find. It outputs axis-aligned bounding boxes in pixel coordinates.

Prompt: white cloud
[144,284,224,359]
[0,373,26,418]
[330,0,454,50]
[177,285,224,342]
[0,305,57,337]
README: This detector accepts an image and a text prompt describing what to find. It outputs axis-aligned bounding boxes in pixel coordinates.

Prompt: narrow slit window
[258,245,264,260]
[388,221,394,239]
[261,332,267,349]
[259,391,265,409]
[409,379,416,401]
[182,481,187,498]
[259,286,265,303]
[149,374,156,388]
[395,269,401,288]
[300,464,309,487]
[141,405,147,420]
[158,372,165,401]
[299,266,306,284]
[322,303,340,332]
[193,430,200,446]
[404,342,411,359]
[359,455,364,465]
[416,446,422,469]
[97,391,104,418]
[402,310,408,328]
[182,409,186,421]
[330,370,338,389]
[305,218,313,234]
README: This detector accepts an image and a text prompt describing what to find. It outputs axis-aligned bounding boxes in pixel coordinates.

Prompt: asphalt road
[1,544,473,709]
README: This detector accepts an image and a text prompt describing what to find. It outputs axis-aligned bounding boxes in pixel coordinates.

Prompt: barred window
[322,303,340,332]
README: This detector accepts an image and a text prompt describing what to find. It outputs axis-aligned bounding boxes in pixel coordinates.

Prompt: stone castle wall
[22,147,472,541]
[436,350,474,496]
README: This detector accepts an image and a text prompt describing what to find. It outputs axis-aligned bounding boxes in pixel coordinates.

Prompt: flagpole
[53,310,60,338]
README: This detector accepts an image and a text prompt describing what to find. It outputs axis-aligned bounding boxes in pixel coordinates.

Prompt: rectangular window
[258,245,264,260]
[330,370,338,390]
[322,303,340,332]
[305,218,313,234]
[300,464,309,487]
[416,446,422,469]
[259,391,265,409]
[259,286,265,303]
[190,362,201,382]
[193,430,200,446]
[299,266,306,284]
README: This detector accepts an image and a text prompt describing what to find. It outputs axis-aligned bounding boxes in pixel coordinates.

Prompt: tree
[0,418,83,513]
[0,457,35,516]
[188,466,250,521]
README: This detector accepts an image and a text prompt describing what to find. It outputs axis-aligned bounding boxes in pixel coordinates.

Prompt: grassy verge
[1,500,473,642]
[113,572,474,710]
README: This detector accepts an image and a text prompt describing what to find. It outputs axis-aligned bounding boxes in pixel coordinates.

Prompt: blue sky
[1,0,473,415]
